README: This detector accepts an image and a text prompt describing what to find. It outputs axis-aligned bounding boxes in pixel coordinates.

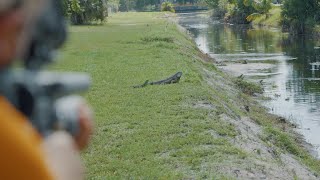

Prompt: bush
[63,0,107,25]
[161,2,175,13]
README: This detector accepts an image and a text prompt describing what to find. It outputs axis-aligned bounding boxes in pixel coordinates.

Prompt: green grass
[49,12,320,178]
[50,12,245,179]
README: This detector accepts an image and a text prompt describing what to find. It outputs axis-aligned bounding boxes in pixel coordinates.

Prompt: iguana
[133,72,182,88]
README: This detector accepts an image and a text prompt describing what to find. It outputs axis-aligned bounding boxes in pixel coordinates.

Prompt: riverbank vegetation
[281,0,320,34]
[161,2,175,12]
[207,0,320,35]
[60,0,320,35]
[206,0,274,24]
[51,12,320,179]
[251,5,281,27]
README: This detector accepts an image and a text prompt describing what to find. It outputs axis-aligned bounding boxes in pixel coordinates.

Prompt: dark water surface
[178,12,320,157]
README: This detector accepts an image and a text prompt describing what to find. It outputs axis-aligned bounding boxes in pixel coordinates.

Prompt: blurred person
[0,0,93,179]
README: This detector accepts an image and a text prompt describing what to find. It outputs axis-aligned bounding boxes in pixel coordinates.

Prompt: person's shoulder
[0,96,54,180]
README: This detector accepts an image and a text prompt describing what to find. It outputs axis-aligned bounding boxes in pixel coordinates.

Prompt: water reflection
[178,12,320,157]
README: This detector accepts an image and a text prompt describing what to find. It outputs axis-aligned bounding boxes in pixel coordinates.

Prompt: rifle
[0,0,91,137]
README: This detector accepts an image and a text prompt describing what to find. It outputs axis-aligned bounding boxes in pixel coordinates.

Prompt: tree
[135,0,158,11]
[205,0,219,8]
[119,0,136,11]
[161,2,175,12]
[282,0,319,34]
[226,0,256,23]
[108,0,120,13]
[205,0,272,24]
[246,0,272,22]
[62,0,108,25]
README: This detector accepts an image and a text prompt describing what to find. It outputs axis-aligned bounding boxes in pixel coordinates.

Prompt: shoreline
[174,11,320,160]
[218,61,320,159]
[172,12,320,174]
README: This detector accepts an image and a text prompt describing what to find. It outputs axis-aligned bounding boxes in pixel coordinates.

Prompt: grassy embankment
[50,12,320,178]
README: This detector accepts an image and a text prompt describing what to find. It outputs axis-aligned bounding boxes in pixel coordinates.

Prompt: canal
[178,12,320,157]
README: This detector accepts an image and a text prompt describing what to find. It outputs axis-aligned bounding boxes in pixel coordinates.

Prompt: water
[178,12,320,157]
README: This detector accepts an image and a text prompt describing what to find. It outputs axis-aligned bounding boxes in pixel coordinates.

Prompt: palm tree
[246,0,272,22]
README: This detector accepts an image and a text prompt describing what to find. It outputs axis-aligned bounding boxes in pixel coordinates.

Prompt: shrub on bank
[161,2,175,13]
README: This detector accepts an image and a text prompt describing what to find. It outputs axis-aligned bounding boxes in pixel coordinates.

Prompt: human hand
[42,104,93,179]
[74,104,94,150]
[43,131,84,180]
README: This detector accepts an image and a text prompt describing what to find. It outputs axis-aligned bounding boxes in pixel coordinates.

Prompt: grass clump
[264,127,300,155]
[234,78,263,95]
[141,36,174,43]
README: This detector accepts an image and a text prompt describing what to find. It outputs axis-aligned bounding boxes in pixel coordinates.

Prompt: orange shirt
[0,96,54,179]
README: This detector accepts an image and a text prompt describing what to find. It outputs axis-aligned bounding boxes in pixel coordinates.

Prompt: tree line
[205,0,320,34]
[61,0,320,35]
[60,0,162,24]
[282,0,320,34]
[61,0,204,24]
